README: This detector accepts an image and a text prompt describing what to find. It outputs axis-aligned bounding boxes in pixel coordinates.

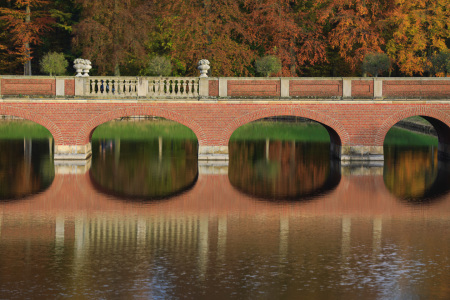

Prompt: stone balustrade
[73,76,200,98]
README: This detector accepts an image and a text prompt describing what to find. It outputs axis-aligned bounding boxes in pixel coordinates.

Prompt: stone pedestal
[54,143,92,160]
[198,145,229,161]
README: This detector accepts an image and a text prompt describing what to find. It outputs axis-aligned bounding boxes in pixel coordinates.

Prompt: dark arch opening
[228,116,341,200]
[383,116,450,203]
[0,116,55,201]
[89,116,198,199]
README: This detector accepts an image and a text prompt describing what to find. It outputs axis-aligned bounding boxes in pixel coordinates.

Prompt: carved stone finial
[73,58,84,77]
[198,59,210,78]
[74,58,92,77]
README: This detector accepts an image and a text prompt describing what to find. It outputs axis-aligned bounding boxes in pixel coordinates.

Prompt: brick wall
[0,101,449,149]
[1,78,56,96]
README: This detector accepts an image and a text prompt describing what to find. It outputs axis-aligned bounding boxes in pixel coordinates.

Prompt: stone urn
[73,58,85,77]
[197,59,210,78]
[82,60,92,77]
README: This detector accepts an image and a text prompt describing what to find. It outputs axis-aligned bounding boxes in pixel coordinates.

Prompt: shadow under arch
[228,139,341,202]
[376,107,450,159]
[223,108,349,159]
[76,107,204,145]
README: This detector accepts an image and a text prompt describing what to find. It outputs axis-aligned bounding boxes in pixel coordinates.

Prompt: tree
[427,51,450,77]
[0,0,54,75]
[385,0,450,75]
[148,56,172,76]
[362,52,391,77]
[40,51,68,75]
[255,55,281,77]
[315,0,389,72]
[73,0,154,75]
[150,0,256,76]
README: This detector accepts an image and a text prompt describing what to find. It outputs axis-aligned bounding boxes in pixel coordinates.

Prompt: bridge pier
[198,145,229,161]
[54,143,92,160]
[334,145,384,162]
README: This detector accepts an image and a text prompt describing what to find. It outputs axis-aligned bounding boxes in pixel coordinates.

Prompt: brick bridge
[0,75,449,161]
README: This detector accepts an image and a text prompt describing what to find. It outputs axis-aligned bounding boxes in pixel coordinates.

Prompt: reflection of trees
[0,140,54,199]
[229,140,338,199]
[383,146,448,201]
[90,139,198,199]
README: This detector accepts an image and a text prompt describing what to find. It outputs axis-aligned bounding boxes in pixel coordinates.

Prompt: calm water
[0,138,449,299]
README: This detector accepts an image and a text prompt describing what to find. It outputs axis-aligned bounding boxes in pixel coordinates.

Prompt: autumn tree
[73,0,154,76]
[315,0,390,72]
[150,0,256,76]
[243,0,326,76]
[0,0,54,75]
[384,0,450,75]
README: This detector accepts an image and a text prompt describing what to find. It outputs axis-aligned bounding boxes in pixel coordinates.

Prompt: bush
[255,55,281,77]
[40,52,68,76]
[428,50,450,76]
[362,52,391,77]
[148,56,172,76]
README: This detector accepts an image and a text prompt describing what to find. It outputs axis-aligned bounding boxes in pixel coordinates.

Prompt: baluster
[193,80,199,97]
[183,80,188,97]
[114,80,118,95]
[88,79,94,95]
[149,80,155,96]
[157,79,162,96]
[125,80,130,96]
[106,80,111,96]
[171,79,175,96]
[118,80,123,95]
[132,80,137,95]
[97,80,102,95]
[188,80,194,97]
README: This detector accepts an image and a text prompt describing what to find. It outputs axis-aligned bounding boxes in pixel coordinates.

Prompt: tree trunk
[24,4,32,76]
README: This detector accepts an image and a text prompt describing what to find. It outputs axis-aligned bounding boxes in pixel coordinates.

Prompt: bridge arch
[223,107,350,146]
[76,107,206,145]
[0,105,61,142]
[376,107,450,146]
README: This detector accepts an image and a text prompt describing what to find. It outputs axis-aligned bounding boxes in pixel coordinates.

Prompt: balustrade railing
[86,77,138,97]
[82,77,199,98]
[149,77,199,97]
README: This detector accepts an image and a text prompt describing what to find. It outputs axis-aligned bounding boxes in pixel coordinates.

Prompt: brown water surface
[0,139,449,299]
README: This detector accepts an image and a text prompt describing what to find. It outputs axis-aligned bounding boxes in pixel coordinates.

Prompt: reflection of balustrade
[77,77,199,98]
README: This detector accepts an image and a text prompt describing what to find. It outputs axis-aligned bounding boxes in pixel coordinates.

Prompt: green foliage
[428,50,450,76]
[148,56,172,76]
[384,127,437,146]
[39,51,68,75]
[362,53,391,77]
[255,55,282,77]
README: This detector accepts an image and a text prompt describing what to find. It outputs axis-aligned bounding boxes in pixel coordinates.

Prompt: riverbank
[0,119,438,146]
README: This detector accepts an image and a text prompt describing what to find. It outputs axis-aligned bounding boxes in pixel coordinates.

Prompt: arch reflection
[384,146,450,203]
[90,138,198,200]
[0,139,54,200]
[229,140,340,201]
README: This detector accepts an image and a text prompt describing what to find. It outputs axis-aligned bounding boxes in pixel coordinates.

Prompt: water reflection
[229,140,340,200]
[384,145,450,203]
[90,138,198,200]
[0,139,54,200]
[0,212,449,299]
